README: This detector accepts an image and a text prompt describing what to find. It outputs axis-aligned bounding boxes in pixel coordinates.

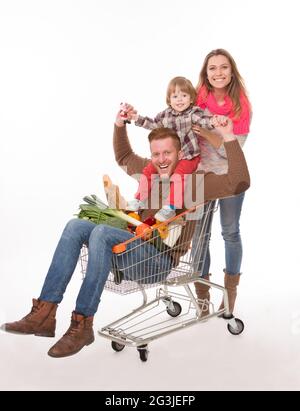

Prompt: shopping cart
[80,200,244,362]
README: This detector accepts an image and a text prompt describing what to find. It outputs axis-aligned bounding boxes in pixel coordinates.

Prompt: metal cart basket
[80,200,244,362]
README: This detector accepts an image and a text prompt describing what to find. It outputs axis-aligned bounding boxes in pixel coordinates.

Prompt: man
[1,107,250,358]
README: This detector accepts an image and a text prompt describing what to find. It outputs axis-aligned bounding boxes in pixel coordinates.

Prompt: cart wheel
[137,345,148,362]
[166,301,182,317]
[111,341,125,352]
[227,318,244,335]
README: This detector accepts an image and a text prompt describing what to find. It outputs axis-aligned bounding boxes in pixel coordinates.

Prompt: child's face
[169,86,192,112]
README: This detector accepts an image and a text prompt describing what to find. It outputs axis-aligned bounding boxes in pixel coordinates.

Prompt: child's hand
[120,103,138,122]
[115,103,138,126]
[119,102,130,122]
[211,114,228,128]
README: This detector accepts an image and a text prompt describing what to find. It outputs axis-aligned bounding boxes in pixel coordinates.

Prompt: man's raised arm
[113,106,149,177]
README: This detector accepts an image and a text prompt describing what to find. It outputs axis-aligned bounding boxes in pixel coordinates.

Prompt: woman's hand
[192,124,207,136]
[192,124,223,149]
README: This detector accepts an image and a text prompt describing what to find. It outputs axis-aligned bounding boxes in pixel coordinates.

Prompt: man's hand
[211,114,228,127]
[214,117,235,141]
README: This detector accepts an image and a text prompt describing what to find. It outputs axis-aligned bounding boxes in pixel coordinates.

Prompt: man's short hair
[148,128,181,152]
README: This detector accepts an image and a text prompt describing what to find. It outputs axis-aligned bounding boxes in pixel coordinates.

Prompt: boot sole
[47,337,95,358]
[2,329,34,335]
[35,332,55,337]
[2,328,54,337]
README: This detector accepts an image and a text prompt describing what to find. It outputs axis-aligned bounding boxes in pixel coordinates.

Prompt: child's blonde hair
[166,76,197,106]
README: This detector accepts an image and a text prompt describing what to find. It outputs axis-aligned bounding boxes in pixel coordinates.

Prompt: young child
[122,76,221,221]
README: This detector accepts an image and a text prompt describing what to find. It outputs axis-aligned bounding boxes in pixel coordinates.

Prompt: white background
[0,0,299,391]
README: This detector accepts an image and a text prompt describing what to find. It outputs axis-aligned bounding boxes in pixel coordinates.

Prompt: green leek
[76,194,142,228]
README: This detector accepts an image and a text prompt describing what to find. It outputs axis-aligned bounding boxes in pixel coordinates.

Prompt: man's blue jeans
[39,219,173,316]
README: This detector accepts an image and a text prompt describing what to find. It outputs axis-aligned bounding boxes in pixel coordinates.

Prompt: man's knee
[63,218,91,238]
[64,218,81,233]
[92,224,111,235]
[89,224,114,243]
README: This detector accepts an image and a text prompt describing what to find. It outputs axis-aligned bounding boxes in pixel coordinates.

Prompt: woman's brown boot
[219,272,241,314]
[194,274,211,317]
[1,298,58,337]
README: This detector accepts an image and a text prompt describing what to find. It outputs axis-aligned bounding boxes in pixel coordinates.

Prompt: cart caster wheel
[111,341,125,352]
[166,301,182,317]
[227,318,244,335]
[137,345,148,362]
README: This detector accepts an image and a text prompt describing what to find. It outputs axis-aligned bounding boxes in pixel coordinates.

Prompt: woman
[193,49,251,316]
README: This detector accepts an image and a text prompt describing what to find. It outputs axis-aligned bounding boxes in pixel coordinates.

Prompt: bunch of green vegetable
[76,194,142,230]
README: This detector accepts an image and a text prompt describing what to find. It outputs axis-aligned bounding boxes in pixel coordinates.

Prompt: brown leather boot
[48,312,94,358]
[219,272,241,314]
[194,274,211,317]
[1,298,57,337]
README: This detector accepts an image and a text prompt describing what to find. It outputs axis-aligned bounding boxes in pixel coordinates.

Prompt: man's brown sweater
[113,125,250,265]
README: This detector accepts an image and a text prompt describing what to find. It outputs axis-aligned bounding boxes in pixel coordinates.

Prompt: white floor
[1,258,299,391]
[1,196,299,391]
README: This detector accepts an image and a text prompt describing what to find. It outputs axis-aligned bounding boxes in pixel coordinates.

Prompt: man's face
[150,137,183,178]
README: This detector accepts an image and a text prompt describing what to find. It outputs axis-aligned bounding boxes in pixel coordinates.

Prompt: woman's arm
[192,124,223,149]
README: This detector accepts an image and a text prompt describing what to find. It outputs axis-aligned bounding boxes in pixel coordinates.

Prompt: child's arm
[119,103,164,130]
[135,111,164,130]
[192,108,215,130]
[193,109,228,130]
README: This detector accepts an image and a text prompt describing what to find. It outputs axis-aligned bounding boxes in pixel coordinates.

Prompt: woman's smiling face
[206,54,232,90]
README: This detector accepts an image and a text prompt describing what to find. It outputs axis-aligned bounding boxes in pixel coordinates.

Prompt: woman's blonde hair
[166,76,197,106]
[196,49,250,117]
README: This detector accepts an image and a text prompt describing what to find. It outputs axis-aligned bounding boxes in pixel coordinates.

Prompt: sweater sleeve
[216,134,248,158]
[113,124,150,176]
[202,139,250,202]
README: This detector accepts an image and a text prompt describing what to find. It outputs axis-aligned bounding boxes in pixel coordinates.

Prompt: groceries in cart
[103,174,183,248]
[76,175,183,251]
